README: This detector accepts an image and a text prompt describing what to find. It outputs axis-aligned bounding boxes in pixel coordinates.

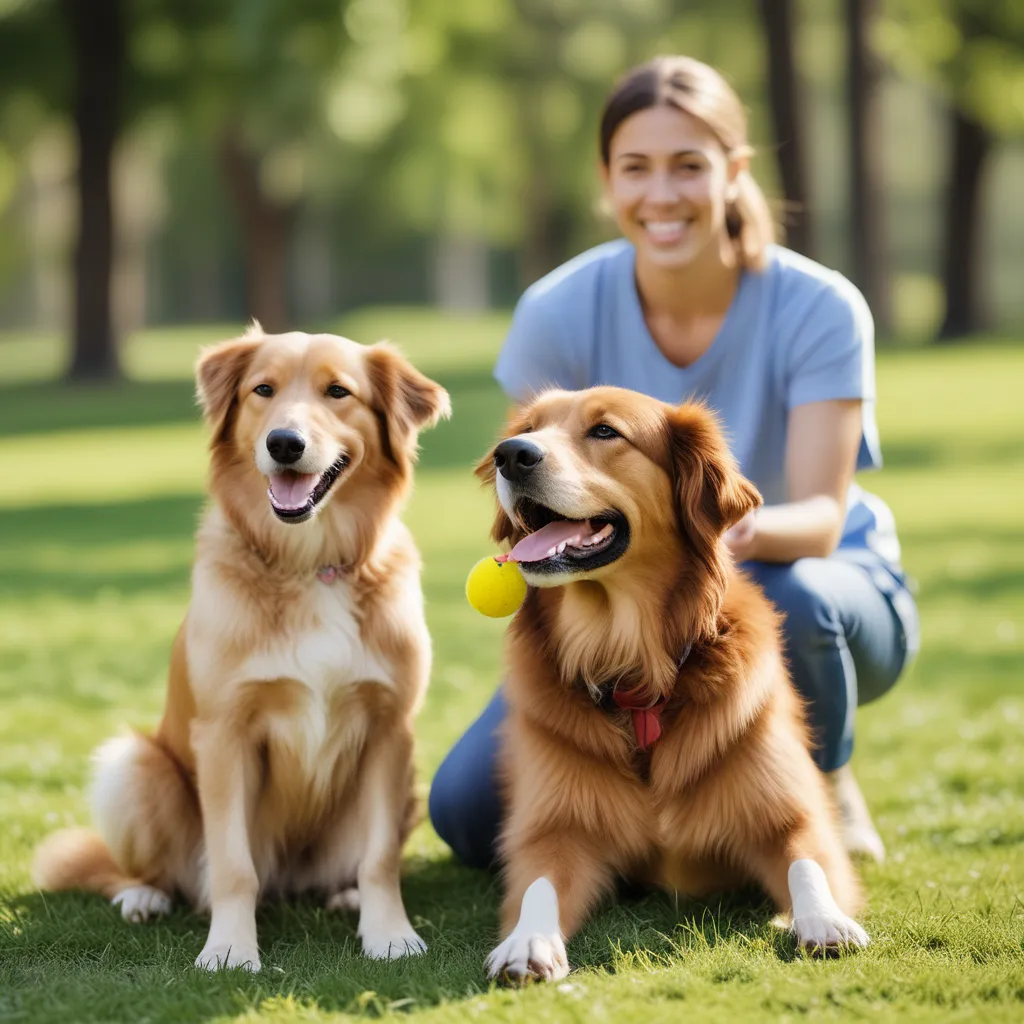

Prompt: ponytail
[725,168,777,272]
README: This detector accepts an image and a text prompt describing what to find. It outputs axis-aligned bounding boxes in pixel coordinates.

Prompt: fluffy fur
[479,387,867,981]
[33,326,450,971]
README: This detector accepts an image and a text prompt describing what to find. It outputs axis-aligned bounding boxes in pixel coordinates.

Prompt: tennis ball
[466,556,527,618]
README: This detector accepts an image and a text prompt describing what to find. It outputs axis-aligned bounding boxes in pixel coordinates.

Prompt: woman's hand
[724,509,758,561]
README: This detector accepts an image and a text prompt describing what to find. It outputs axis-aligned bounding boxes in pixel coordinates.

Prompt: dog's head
[477,387,761,594]
[196,324,450,527]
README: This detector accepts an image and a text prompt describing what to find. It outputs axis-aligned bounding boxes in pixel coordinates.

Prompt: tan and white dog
[33,325,450,971]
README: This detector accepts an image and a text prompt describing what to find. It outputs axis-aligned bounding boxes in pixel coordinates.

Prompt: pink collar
[316,564,348,584]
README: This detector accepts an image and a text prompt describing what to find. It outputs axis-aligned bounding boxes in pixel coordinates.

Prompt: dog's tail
[32,829,138,900]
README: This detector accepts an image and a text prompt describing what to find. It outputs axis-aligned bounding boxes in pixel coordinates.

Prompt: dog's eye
[253,384,274,398]
[326,384,351,399]
[588,423,620,440]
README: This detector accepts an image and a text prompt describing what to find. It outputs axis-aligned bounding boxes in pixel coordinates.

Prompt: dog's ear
[475,405,533,545]
[195,327,264,444]
[667,403,761,639]
[365,342,451,470]
[668,402,762,551]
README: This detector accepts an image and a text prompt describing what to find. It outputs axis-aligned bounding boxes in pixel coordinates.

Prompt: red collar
[611,689,666,751]
[607,640,695,751]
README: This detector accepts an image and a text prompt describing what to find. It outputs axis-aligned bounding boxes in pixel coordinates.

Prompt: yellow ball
[466,556,527,618]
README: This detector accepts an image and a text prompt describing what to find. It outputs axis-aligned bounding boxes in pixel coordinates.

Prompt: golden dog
[479,387,867,981]
[34,325,449,971]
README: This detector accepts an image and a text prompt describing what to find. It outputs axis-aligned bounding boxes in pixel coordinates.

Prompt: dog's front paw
[486,930,569,983]
[793,912,869,953]
[360,928,427,959]
[112,885,172,923]
[194,942,261,972]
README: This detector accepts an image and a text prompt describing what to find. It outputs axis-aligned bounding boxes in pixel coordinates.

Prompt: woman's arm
[725,398,862,563]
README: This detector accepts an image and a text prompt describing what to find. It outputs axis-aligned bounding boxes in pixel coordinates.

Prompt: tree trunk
[63,0,123,381]
[519,167,574,291]
[937,108,991,341]
[845,0,891,332]
[218,127,295,333]
[516,82,573,290]
[758,0,814,258]
[434,232,490,311]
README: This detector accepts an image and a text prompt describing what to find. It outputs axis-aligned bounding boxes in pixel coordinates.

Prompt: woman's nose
[644,170,679,203]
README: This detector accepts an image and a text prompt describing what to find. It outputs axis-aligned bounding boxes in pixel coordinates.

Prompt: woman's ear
[195,326,264,444]
[364,342,451,471]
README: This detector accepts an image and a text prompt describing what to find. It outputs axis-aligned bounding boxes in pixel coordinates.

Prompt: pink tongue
[269,472,318,510]
[509,519,596,563]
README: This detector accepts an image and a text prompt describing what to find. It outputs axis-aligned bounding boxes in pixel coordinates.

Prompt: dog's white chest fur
[190,570,394,697]
[236,580,392,692]
[189,572,393,789]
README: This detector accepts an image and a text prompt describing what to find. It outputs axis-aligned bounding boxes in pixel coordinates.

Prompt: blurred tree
[758,0,815,257]
[845,0,891,332]
[393,0,704,301]
[159,0,363,332]
[63,0,123,380]
[938,13,993,340]
[879,0,1024,339]
[0,0,126,379]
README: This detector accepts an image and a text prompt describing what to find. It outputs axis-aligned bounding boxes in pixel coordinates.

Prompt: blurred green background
[1,0,1023,365]
[1,2,1023,1022]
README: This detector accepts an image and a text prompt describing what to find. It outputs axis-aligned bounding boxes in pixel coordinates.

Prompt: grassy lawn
[0,313,1022,1023]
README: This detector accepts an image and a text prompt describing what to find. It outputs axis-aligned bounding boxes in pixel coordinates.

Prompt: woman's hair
[599,55,776,271]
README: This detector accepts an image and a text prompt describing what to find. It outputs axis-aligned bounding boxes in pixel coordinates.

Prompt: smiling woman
[430,55,920,881]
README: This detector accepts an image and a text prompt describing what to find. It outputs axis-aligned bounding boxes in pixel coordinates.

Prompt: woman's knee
[427,689,507,869]
[746,558,841,650]
[428,753,500,870]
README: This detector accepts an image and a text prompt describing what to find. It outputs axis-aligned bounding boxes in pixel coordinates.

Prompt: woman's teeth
[645,220,685,242]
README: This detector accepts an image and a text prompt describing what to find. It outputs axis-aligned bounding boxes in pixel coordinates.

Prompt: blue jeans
[429,554,919,869]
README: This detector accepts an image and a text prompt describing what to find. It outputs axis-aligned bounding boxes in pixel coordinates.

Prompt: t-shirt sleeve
[494,289,583,403]
[786,276,876,409]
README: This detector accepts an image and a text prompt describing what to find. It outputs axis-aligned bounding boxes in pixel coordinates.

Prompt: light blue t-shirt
[494,240,904,577]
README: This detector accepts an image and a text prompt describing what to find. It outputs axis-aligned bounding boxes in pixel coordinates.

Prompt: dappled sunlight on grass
[1,316,1022,1021]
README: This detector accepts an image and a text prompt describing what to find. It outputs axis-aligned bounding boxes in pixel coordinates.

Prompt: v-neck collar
[624,245,753,379]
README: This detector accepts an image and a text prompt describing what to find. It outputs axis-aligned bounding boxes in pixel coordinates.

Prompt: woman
[430,55,918,871]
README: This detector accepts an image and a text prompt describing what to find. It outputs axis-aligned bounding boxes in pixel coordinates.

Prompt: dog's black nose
[266,428,306,465]
[494,437,544,482]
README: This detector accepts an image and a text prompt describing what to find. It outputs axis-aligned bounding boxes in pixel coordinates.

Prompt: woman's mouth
[641,219,689,246]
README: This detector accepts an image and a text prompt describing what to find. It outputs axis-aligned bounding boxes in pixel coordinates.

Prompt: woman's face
[601,104,742,271]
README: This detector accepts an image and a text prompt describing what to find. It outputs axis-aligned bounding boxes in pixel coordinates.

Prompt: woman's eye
[589,423,620,440]
[326,384,351,399]
[253,383,274,398]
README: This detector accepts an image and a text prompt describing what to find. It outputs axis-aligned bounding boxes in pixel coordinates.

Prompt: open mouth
[504,498,630,575]
[267,454,349,524]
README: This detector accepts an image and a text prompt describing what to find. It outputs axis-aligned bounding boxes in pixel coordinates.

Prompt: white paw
[793,912,870,953]
[326,887,360,913]
[194,942,261,972]
[112,885,172,923]
[486,930,569,982]
[360,928,427,959]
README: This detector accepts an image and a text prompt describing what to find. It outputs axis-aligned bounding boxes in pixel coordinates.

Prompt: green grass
[1,313,1022,1023]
